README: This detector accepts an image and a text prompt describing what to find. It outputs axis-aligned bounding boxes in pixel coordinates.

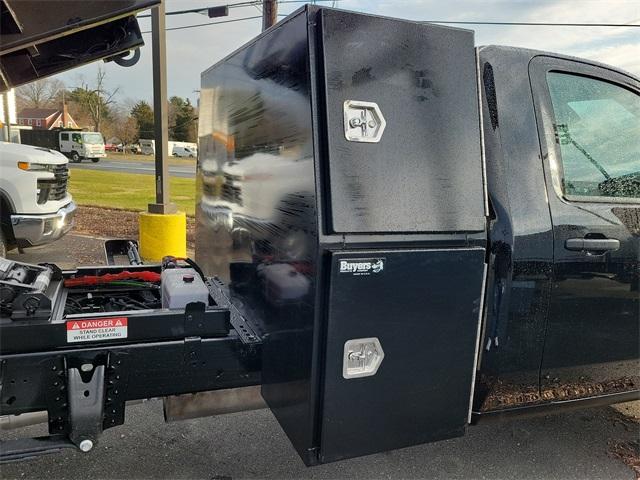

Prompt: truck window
[83,133,104,144]
[61,133,69,141]
[72,133,82,143]
[547,72,640,200]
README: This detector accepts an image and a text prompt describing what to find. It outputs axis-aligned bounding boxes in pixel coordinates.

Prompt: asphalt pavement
[3,235,639,479]
[69,157,195,178]
[2,400,638,480]
[5,233,109,269]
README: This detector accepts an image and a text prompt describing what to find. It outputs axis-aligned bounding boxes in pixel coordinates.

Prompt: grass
[69,169,196,215]
[105,152,195,166]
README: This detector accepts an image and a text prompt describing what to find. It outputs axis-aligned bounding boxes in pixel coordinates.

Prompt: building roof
[17,107,58,119]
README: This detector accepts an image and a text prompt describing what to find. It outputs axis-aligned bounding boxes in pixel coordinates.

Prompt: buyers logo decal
[339,258,385,276]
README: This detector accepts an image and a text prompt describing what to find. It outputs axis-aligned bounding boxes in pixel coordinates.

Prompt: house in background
[17,103,78,130]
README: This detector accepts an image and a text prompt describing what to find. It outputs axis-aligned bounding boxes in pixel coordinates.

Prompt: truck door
[59,132,71,152]
[530,57,640,398]
[71,133,82,149]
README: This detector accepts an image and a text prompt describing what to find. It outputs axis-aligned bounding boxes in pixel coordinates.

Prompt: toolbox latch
[342,337,384,379]
[343,100,386,143]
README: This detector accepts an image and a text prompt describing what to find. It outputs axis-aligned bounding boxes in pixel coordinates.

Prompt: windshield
[83,133,104,144]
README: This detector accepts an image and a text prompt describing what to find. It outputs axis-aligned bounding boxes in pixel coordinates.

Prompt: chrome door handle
[565,238,620,252]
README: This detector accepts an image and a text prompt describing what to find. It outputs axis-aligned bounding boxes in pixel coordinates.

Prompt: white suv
[0,142,76,256]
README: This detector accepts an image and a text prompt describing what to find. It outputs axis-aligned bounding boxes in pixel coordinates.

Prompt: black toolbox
[196,5,487,464]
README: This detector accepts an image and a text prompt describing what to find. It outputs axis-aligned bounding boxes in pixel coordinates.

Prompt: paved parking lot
[2,400,638,480]
[3,235,639,479]
[6,233,110,269]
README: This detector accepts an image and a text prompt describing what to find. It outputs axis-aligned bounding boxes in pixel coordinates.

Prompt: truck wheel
[91,158,100,163]
[70,151,81,163]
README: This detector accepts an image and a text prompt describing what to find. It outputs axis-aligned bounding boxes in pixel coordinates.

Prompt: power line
[137,3,640,35]
[141,15,640,34]
[140,15,262,34]
[137,2,260,18]
[421,20,640,27]
[137,1,336,18]
[139,10,304,34]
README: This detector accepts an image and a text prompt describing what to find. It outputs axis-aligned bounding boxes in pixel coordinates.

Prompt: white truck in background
[20,129,106,163]
[139,139,197,157]
[0,142,76,256]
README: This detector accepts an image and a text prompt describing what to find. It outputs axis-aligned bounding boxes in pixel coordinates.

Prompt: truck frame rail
[0,277,262,461]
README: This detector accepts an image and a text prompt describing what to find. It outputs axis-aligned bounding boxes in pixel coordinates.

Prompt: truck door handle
[565,238,620,252]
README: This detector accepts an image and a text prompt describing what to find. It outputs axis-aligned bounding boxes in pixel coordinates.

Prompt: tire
[70,151,81,163]
[173,153,179,157]
[91,158,100,163]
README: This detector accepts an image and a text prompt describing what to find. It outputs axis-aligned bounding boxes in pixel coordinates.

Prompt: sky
[57,0,640,106]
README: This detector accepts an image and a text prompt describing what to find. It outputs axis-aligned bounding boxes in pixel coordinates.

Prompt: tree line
[15,67,198,148]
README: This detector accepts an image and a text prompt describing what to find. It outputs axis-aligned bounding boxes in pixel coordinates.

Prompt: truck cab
[60,131,106,163]
[476,46,639,413]
[0,142,76,256]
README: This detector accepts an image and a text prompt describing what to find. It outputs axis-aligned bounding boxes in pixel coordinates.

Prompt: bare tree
[114,116,139,152]
[103,103,138,149]
[70,67,119,132]
[15,78,65,109]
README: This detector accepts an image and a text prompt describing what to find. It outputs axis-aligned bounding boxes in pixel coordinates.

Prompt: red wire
[64,271,161,287]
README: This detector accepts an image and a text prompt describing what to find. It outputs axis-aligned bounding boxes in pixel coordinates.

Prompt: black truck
[1,5,638,467]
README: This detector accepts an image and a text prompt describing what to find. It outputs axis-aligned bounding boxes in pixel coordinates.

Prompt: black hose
[183,258,207,283]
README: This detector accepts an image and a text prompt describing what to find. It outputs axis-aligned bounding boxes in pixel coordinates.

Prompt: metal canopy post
[1,92,11,142]
[148,0,176,214]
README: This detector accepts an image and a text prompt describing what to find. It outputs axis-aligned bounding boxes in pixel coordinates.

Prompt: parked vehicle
[0,5,637,468]
[0,142,76,256]
[138,139,197,157]
[139,138,154,155]
[105,143,123,153]
[172,145,196,157]
[20,129,106,163]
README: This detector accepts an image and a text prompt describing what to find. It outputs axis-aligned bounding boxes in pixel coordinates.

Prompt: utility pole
[262,0,277,31]
[149,0,176,214]
[1,92,11,142]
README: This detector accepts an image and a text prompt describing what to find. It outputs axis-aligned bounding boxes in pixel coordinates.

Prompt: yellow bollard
[139,211,187,262]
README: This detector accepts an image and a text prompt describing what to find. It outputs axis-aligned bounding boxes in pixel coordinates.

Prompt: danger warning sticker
[66,317,128,343]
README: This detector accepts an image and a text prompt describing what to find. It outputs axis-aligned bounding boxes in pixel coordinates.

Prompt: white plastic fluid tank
[161,268,210,309]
